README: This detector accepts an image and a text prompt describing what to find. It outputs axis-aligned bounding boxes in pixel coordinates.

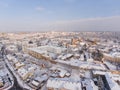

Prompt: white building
[47,79,82,90]
[17,67,34,80]
[27,45,66,60]
[105,73,120,90]
[82,79,98,90]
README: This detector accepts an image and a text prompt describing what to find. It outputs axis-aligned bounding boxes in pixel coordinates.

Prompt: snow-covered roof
[61,54,73,60]
[47,79,82,90]
[82,79,98,90]
[0,69,7,76]
[28,45,66,54]
[59,69,67,78]
[104,52,120,58]
[15,62,25,68]
[31,80,39,87]
[104,61,116,70]
[92,70,106,75]
[12,58,19,64]
[6,55,15,61]
[35,74,48,82]
[17,67,29,79]
[112,52,120,58]
[105,73,120,90]
[56,59,106,70]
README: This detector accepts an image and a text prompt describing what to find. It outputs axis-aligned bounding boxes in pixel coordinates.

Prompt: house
[17,67,34,80]
[15,62,25,69]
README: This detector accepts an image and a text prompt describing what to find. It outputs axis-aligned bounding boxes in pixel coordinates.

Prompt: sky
[0,0,120,32]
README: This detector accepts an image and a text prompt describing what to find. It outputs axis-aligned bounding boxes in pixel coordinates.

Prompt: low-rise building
[27,45,66,61]
[47,79,82,90]
[82,79,98,90]
[103,52,120,63]
[104,73,120,90]
[6,45,18,54]
[15,62,25,69]
[17,67,34,80]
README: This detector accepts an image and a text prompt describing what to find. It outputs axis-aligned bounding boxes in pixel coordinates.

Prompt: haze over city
[0,0,120,90]
[0,0,120,32]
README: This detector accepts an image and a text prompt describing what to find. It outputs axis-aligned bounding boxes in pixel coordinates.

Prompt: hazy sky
[0,0,120,32]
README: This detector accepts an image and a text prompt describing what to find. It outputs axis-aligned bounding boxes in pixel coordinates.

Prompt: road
[3,56,23,90]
